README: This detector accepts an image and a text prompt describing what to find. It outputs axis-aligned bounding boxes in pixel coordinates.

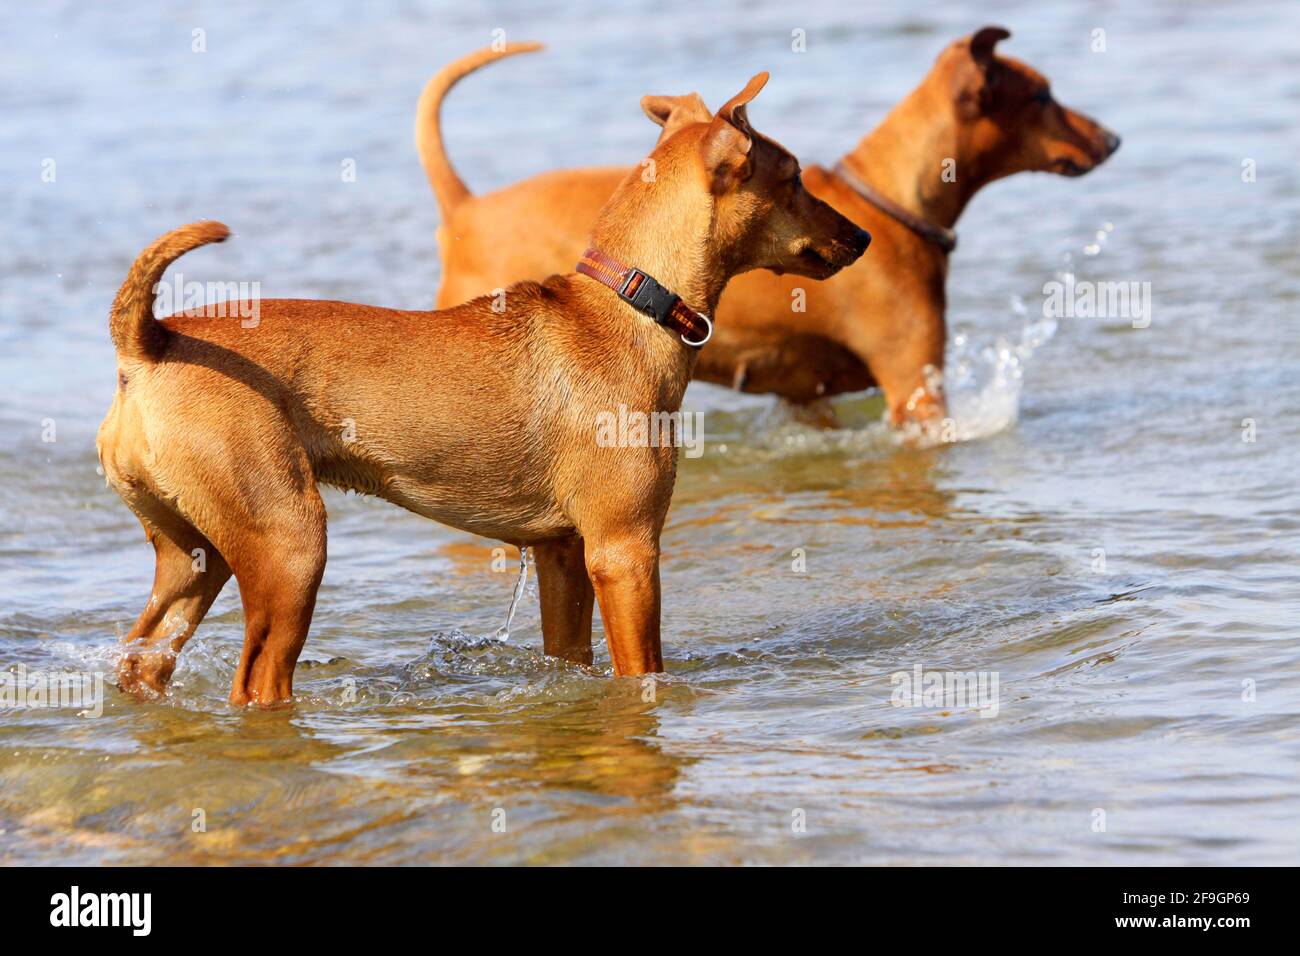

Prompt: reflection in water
[1,673,688,864]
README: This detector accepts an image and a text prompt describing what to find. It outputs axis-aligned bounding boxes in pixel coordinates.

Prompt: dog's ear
[970,26,1010,69]
[716,71,767,139]
[641,92,713,139]
[701,72,768,194]
[953,26,1011,118]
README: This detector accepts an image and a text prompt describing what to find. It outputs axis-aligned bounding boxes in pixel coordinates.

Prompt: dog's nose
[851,226,871,256]
[1104,131,1121,155]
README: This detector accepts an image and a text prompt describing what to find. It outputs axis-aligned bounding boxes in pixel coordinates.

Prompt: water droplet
[493,546,529,642]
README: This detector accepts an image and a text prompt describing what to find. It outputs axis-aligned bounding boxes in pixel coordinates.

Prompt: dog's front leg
[851,307,948,427]
[534,536,595,666]
[583,534,662,676]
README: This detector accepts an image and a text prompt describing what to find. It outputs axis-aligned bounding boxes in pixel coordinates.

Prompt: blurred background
[1,0,1297,864]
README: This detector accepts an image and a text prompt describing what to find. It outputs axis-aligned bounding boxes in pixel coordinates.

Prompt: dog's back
[436,167,627,309]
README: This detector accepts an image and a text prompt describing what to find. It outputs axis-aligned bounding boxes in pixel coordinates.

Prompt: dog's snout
[1103,130,1121,156]
[851,226,872,256]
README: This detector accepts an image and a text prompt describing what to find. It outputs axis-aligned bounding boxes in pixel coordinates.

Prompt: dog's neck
[586,169,730,320]
[841,82,995,231]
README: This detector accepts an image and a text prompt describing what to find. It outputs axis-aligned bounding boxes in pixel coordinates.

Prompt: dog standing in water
[420,28,1119,425]
[98,74,869,706]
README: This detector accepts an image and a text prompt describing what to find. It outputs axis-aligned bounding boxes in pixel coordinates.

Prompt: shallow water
[2,0,1299,864]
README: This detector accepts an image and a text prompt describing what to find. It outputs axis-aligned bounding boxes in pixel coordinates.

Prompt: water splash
[929,295,1058,444]
[493,546,530,642]
[930,221,1116,444]
[748,222,1115,453]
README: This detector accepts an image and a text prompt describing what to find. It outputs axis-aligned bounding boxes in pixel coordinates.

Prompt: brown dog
[420,27,1119,425]
[98,73,869,707]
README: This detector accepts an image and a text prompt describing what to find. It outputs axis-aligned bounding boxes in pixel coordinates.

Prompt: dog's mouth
[796,236,867,277]
[798,246,837,276]
[1051,157,1091,177]
[777,228,869,278]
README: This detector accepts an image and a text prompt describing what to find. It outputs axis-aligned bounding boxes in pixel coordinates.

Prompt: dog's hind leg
[117,512,233,698]
[534,536,595,666]
[222,486,328,708]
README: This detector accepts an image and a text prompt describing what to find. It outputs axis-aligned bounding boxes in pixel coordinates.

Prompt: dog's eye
[1034,87,1053,106]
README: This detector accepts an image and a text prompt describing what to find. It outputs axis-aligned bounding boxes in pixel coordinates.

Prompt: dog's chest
[379,474,574,545]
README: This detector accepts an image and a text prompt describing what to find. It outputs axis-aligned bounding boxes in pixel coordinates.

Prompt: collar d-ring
[681,314,713,347]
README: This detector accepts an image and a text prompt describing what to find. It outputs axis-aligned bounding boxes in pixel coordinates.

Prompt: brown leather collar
[833,161,957,254]
[575,248,713,348]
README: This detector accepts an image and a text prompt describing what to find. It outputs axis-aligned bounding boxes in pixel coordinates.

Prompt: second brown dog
[420,27,1120,426]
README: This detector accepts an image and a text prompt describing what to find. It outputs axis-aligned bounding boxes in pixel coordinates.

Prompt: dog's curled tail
[110,220,231,361]
[415,41,543,219]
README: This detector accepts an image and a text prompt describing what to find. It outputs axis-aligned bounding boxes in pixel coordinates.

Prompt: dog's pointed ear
[642,93,714,146]
[970,26,1011,69]
[642,92,713,130]
[716,71,767,139]
[954,26,1011,117]
[701,72,768,194]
